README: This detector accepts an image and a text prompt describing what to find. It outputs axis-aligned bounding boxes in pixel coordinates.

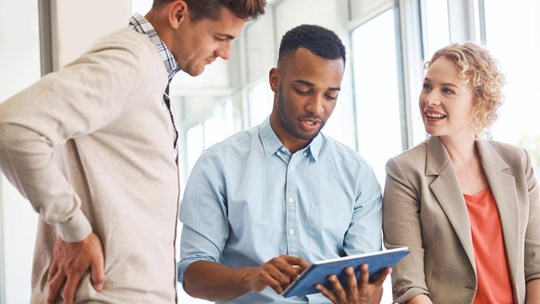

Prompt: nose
[306,95,324,116]
[215,41,233,60]
[425,91,440,106]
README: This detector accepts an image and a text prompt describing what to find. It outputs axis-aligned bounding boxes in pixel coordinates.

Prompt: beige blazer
[383,136,540,304]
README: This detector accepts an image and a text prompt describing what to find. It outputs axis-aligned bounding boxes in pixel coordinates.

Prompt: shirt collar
[259,117,323,161]
[128,13,180,83]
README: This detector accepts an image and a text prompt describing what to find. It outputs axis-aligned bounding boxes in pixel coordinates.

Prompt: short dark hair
[278,24,346,65]
[152,0,266,21]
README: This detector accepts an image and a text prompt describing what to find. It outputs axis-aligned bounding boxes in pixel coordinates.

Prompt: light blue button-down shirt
[178,118,383,303]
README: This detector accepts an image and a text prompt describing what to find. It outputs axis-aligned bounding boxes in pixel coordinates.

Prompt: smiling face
[420,56,477,141]
[171,6,247,76]
[269,48,345,152]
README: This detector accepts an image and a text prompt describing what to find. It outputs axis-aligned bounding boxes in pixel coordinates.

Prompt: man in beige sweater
[0,1,265,303]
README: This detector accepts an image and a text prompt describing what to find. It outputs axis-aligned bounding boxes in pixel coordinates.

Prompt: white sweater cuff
[55,209,92,242]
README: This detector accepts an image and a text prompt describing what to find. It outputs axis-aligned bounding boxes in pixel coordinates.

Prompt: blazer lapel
[476,139,520,282]
[426,137,476,268]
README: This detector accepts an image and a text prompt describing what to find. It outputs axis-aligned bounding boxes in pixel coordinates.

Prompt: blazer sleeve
[524,148,540,281]
[383,157,430,303]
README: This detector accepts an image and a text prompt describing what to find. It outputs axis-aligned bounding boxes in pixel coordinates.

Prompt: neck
[145,9,171,45]
[439,135,477,166]
[269,113,310,154]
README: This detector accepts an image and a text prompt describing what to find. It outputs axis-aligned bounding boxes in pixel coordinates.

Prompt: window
[247,80,274,127]
[422,0,450,59]
[182,99,235,178]
[351,9,403,185]
[484,0,540,174]
[0,0,41,303]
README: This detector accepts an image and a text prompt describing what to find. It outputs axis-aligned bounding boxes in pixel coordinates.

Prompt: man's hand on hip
[46,232,105,304]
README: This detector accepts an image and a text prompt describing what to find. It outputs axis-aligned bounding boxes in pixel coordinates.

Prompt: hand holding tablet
[282,247,410,298]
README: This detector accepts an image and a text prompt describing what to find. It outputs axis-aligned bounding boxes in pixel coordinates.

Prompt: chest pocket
[307,195,352,255]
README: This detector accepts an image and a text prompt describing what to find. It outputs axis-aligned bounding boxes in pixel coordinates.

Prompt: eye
[422,82,432,91]
[325,92,339,100]
[441,87,455,94]
[214,36,227,42]
[294,87,311,95]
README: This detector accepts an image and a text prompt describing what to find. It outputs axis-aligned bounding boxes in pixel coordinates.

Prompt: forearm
[0,123,91,242]
[182,260,254,301]
[526,279,540,303]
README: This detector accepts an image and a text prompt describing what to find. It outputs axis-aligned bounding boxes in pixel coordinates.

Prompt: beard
[276,86,324,141]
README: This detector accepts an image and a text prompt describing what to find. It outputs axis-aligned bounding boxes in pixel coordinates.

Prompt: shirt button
[290,165,295,171]
[303,152,308,156]
[281,147,287,152]
[288,197,294,203]
[289,229,295,235]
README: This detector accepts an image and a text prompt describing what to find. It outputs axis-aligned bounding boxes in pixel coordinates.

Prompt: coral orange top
[464,187,514,304]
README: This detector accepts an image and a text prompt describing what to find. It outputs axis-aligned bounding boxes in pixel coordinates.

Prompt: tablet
[281,247,409,298]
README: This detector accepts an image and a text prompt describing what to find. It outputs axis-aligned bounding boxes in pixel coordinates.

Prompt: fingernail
[95,284,104,291]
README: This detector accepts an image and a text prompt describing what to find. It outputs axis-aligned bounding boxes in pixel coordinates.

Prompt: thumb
[90,250,105,291]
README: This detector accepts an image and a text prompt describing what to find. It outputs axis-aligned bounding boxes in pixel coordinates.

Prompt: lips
[299,118,321,132]
[425,111,447,119]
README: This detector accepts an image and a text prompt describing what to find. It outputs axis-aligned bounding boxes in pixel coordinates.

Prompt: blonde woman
[383,42,540,303]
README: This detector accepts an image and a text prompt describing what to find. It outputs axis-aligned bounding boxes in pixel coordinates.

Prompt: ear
[269,68,281,93]
[168,0,188,29]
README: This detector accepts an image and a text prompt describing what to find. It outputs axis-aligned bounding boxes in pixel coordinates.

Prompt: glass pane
[1,0,41,303]
[248,80,274,127]
[204,100,235,148]
[186,124,204,176]
[352,9,402,186]
[484,0,540,175]
[423,0,450,59]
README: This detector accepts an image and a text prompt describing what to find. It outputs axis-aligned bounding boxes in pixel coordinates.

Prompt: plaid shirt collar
[128,13,180,83]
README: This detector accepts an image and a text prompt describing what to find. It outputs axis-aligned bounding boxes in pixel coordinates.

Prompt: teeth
[426,112,445,118]
[305,121,315,125]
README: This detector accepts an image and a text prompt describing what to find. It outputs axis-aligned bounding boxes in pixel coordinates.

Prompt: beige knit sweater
[0,28,180,303]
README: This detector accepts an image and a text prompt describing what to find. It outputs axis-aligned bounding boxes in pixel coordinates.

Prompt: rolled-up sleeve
[177,150,229,283]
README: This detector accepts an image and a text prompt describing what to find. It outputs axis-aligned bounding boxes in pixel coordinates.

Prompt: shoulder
[482,139,527,157]
[91,28,156,54]
[60,28,165,91]
[387,140,428,168]
[187,127,261,179]
[396,139,428,158]
[202,126,260,159]
[67,28,161,71]
[321,134,355,156]
[479,139,531,170]
[320,134,373,170]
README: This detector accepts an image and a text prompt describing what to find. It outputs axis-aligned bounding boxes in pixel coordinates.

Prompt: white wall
[51,0,131,69]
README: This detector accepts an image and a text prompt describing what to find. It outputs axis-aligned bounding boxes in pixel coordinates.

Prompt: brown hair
[425,42,505,133]
[152,0,265,21]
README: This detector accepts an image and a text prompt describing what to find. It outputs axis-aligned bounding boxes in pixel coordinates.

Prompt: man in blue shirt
[178,24,389,303]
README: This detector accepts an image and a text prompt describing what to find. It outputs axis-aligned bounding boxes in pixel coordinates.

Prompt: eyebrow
[294,80,341,91]
[423,77,459,89]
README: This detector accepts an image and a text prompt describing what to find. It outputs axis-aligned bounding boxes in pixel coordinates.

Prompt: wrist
[55,209,92,242]
[240,267,256,292]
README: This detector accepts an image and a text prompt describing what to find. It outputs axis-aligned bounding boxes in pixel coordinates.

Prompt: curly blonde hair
[425,42,505,134]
